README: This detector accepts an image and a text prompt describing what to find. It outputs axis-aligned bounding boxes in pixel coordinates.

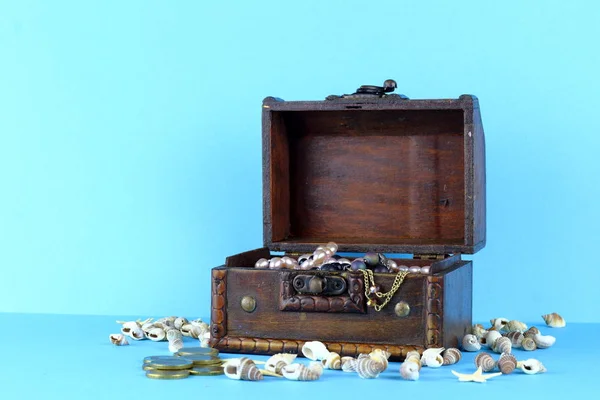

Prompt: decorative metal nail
[394,301,410,317]
[241,296,256,313]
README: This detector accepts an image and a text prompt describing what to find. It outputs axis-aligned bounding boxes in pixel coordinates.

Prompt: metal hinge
[413,254,448,260]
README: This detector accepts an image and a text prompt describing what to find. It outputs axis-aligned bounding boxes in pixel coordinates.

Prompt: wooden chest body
[209,83,486,361]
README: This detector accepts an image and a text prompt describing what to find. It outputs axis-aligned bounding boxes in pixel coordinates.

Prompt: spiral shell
[521,337,537,351]
[405,351,422,370]
[484,330,502,349]
[356,358,385,379]
[341,357,357,372]
[146,327,166,342]
[174,317,188,330]
[282,363,320,381]
[168,337,184,353]
[542,312,566,328]
[224,357,263,381]
[301,341,330,361]
[474,352,496,372]
[189,325,207,339]
[400,360,420,381]
[494,337,512,354]
[533,333,556,349]
[526,326,540,335]
[497,353,517,374]
[490,317,509,330]
[442,348,462,365]
[519,358,547,375]
[505,331,524,348]
[265,354,296,374]
[471,324,488,340]
[462,334,481,352]
[166,328,182,342]
[118,321,145,340]
[502,320,528,333]
[369,349,390,371]
[321,352,342,370]
[109,333,129,346]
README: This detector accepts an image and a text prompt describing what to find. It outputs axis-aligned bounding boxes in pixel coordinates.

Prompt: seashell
[502,320,528,333]
[471,324,488,340]
[166,328,182,342]
[533,333,556,349]
[400,360,420,381]
[422,354,443,368]
[521,337,537,351]
[301,341,330,361]
[341,357,357,372]
[356,357,385,379]
[474,352,496,372]
[484,330,502,349]
[442,348,462,365]
[357,353,370,360]
[189,325,206,339]
[518,358,547,375]
[265,353,296,374]
[145,327,166,341]
[117,321,146,340]
[141,322,156,335]
[174,317,188,330]
[526,326,540,335]
[254,258,269,268]
[281,363,320,381]
[542,312,566,328]
[321,352,341,370]
[168,337,184,353]
[493,337,512,354]
[224,357,263,381]
[462,334,481,352]
[505,331,524,348]
[199,331,210,348]
[490,317,509,330]
[497,353,517,374]
[369,349,391,370]
[109,333,129,346]
[180,324,194,337]
[308,361,324,377]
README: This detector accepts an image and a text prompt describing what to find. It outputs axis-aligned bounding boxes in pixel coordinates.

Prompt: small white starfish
[451,366,502,383]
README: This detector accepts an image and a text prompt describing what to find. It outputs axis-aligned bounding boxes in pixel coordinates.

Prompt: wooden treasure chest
[209,80,486,360]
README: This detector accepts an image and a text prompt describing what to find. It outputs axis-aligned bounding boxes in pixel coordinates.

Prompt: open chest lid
[262,80,486,255]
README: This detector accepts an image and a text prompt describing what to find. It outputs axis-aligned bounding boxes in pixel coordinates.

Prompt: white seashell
[490,318,510,330]
[505,331,524,348]
[400,360,420,381]
[321,352,341,369]
[301,341,330,361]
[462,334,481,352]
[282,363,320,381]
[521,337,537,351]
[224,357,263,381]
[484,330,502,349]
[109,333,129,346]
[189,325,207,339]
[190,319,209,329]
[168,338,184,353]
[471,324,488,340]
[442,348,462,365]
[117,321,146,340]
[356,357,385,379]
[533,333,556,349]
[341,357,357,372]
[501,320,528,333]
[308,361,324,376]
[141,322,156,335]
[265,354,297,374]
[146,327,166,342]
[174,317,188,330]
[199,330,211,348]
[542,313,566,328]
[369,349,391,371]
[422,354,443,368]
[180,324,194,337]
[493,337,512,354]
[518,358,547,375]
[166,328,182,342]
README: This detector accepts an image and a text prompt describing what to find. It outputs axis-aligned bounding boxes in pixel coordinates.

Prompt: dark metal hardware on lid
[326,79,409,100]
[292,275,347,296]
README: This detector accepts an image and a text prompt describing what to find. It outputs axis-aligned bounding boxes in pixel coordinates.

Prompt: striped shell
[356,358,385,379]
[533,333,556,349]
[502,320,528,333]
[400,360,420,381]
[526,326,540,335]
[497,353,517,374]
[505,331,524,348]
[494,337,512,354]
[442,348,462,365]
[472,324,488,340]
[321,352,342,370]
[166,328,182,342]
[265,354,296,374]
[542,313,566,328]
[282,364,320,381]
[224,357,263,381]
[369,349,390,370]
[484,330,502,349]
[341,357,357,372]
[405,351,422,370]
[474,352,496,372]
[521,337,537,351]
[168,337,184,353]
[462,334,481,352]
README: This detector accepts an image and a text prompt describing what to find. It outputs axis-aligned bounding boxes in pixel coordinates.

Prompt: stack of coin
[143,348,224,379]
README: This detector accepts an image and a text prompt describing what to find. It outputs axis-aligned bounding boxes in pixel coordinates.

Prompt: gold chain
[359,269,409,312]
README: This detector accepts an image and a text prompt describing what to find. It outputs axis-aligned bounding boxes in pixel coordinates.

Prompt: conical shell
[265,354,296,374]
[321,352,341,370]
[357,353,370,360]
[168,337,184,353]
[400,360,420,381]
[166,328,182,342]
[109,333,129,346]
[369,349,390,370]
[356,357,385,379]
[341,357,357,372]
[462,334,481,352]
[519,358,547,375]
[521,337,537,351]
[542,312,566,328]
[484,330,502,349]
[526,326,540,335]
[301,341,330,361]
[505,331,524,348]
[474,352,496,372]
[494,337,512,354]
[442,348,462,365]
[533,333,556,349]
[405,350,421,360]
[308,361,324,376]
[174,317,188,330]
[282,363,320,381]
[502,320,528,333]
[224,357,263,381]
[146,327,166,342]
[189,325,206,339]
[497,353,517,374]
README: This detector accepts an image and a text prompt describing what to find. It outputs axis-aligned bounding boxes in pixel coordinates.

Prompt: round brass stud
[241,296,256,313]
[394,301,410,317]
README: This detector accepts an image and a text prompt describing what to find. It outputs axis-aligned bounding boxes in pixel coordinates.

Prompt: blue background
[1,0,599,322]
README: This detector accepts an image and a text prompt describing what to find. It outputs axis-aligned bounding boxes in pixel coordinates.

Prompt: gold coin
[146,370,190,380]
[143,356,179,364]
[145,358,194,370]
[189,366,224,376]
[176,347,219,357]
[179,354,221,366]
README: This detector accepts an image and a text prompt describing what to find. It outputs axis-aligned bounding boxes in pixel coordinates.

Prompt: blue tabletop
[1,313,594,400]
